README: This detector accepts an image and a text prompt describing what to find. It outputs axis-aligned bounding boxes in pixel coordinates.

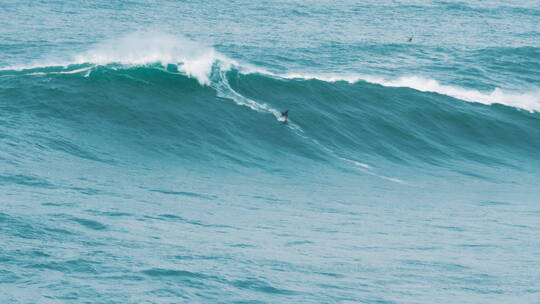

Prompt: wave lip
[364,75,540,112]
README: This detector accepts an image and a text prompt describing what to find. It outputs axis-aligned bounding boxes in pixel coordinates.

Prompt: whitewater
[1,1,540,303]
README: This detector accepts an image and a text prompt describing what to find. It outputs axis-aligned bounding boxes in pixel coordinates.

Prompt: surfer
[407,36,413,43]
[281,109,290,122]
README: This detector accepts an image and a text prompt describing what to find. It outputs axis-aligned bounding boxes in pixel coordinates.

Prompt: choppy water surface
[1,1,540,303]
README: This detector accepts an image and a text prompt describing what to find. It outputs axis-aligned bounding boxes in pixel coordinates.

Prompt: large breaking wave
[1,32,539,183]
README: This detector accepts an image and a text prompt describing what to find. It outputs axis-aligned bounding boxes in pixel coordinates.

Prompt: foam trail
[293,133,407,185]
[337,155,407,184]
[346,158,407,184]
[27,66,94,76]
[279,73,540,112]
[58,67,93,74]
[212,70,277,114]
[210,68,305,133]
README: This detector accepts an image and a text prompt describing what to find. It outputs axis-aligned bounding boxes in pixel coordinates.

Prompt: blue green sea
[1,1,540,303]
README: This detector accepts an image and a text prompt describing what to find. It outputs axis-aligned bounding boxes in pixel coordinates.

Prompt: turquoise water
[1,1,540,303]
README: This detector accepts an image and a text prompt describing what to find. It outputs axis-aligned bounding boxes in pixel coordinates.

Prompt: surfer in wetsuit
[281,109,290,122]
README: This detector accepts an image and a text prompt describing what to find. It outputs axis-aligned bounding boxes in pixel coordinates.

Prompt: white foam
[279,72,364,84]
[278,73,540,112]
[2,32,239,86]
[366,75,540,112]
[25,66,93,76]
[347,159,371,169]
[336,156,407,184]
[209,68,296,126]
[71,32,237,85]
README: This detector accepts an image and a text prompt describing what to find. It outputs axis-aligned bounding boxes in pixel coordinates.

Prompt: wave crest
[74,32,235,86]
[280,73,540,112]
[3,32,539,112]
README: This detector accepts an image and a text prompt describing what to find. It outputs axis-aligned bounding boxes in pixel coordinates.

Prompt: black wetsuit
[281,110,289,121]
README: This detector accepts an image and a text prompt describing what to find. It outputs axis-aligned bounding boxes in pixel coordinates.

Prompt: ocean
[1,0,540,303]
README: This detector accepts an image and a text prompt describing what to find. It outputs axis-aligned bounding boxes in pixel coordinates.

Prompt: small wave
[142,268,208,279]
[71,217,107,231]
[149,189,217,200]
[232,278,299,295]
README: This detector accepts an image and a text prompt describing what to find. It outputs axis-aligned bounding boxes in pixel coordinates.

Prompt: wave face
[2,61,539,177]
[2,1,540,303]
